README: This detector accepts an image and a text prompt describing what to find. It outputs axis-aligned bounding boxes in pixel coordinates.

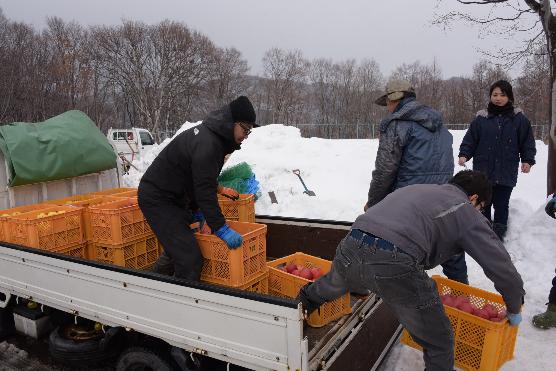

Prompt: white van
[107,128,156,161]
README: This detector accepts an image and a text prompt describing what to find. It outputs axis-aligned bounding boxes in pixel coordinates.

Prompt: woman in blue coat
[458,80,536,239]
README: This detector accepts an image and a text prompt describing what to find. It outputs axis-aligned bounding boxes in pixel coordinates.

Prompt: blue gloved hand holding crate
[507,312,522,326]
[215,224,242,249]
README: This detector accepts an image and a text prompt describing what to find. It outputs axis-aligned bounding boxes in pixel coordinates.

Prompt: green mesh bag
[218,162,253,183]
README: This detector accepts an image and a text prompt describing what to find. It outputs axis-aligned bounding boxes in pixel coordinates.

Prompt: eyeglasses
[238,122,253,135]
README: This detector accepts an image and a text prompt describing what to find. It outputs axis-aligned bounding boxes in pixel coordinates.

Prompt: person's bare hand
[458,156,467,167]
[521,163,531,173]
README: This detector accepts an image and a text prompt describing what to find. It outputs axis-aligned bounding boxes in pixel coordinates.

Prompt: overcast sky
[0,0,537,79]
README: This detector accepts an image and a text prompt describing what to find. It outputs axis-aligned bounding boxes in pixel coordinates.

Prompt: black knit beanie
[229,96,258,127]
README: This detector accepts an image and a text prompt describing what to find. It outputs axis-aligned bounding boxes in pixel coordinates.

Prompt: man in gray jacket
[366,80,467,284]
[300,170,524,371]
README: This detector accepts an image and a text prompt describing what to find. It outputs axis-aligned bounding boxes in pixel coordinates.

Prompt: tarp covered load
[0,110,117,187]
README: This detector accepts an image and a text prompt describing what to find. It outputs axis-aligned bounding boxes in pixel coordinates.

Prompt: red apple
[310,267,323,280]
[299,268,313,280]
[497,310,507,319]
[474,308,490,320]
[490,317,502,322]
[483,304,498,318]
[454,296,470,310]
[459,302,474,314]
[291,269,301,276]
[285,263,297,273]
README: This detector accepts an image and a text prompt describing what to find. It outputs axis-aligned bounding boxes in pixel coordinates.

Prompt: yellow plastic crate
[88,198,151,245]
[46,195,120,241]
[214,268,269,294]
[267,252,351,328]
[88,187,137,197]
[196,221,267,287]
[52,243,87,259]
[88,233,160,269]
[400,275,518,371]
[218,194,255,222]
[4,205,84,251]
[0,204,52,242]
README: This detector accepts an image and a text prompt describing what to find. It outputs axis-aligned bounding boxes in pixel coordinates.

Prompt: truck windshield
[139,132,155,145]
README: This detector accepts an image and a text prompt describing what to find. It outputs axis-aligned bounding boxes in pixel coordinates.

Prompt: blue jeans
[302,233,454,371]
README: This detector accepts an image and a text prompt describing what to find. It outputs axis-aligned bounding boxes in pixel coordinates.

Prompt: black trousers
[138,184,203,281]
[482,184,513,226]
[550,271,556,305]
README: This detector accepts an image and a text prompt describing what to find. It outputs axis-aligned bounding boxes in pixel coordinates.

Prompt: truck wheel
[116,346,176,371]
[49,325,124,367]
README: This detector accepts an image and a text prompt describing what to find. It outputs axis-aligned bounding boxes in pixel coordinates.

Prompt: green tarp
[0,110,117,187]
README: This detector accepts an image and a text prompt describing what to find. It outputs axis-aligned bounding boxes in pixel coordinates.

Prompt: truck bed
[0,215,400,371]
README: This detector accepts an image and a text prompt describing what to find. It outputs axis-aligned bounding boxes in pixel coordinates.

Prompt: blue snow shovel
[292,169,316,196]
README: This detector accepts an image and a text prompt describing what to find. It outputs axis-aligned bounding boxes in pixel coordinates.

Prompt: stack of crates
[0,203,86,258]
[86,194,159,269]
[400,275,519,371]
[44,194,123,258]
[267,252,352,327]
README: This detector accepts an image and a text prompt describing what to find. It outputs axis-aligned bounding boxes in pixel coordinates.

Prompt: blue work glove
[545,195,556,219]
[191,210,206,229]
[192,210,204,223]
[507,312,522,326]
[215,224,243,249]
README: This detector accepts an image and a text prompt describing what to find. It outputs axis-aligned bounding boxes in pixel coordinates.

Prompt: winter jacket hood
[380,98,444,133]
[202,105,241,154]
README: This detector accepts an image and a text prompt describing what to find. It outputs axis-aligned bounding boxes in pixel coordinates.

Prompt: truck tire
[49,325,124,367]
[116,346,176,371]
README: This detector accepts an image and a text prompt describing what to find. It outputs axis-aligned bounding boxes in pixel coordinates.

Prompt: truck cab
[107,128,156,161]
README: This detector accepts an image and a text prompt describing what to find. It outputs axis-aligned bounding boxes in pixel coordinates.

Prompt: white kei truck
[0,111,401,371]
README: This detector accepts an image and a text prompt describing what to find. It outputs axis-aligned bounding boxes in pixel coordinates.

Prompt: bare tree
[262,48,309,126]
[92,20,216,133]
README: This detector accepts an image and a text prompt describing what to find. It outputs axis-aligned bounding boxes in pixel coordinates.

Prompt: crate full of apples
[267,252,351,328]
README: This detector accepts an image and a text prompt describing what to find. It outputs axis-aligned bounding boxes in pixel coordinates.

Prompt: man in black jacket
[138,96,257,280]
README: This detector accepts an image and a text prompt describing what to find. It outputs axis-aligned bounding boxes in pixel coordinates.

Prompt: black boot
[492,223,507,241]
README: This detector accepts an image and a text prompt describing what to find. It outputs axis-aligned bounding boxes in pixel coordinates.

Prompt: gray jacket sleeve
[366,121,406,208]
[459,213,524,313]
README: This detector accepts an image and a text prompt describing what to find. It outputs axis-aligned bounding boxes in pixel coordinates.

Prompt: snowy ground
[123,123,556,370]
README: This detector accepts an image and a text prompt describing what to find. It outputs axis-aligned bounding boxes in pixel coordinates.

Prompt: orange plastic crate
[88,187,137,197]
[196,220,267,287]
[0,204,52,242]
[214,268,269,294]
[109,189,138,198]
[88,198,151,245]
[267,252,352,328]
[400,275,518,371]
[52,243,87,259]
[46,195,120,241]
[88,233,160,269]
[4,205,83,251]
[218,194,255,222]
